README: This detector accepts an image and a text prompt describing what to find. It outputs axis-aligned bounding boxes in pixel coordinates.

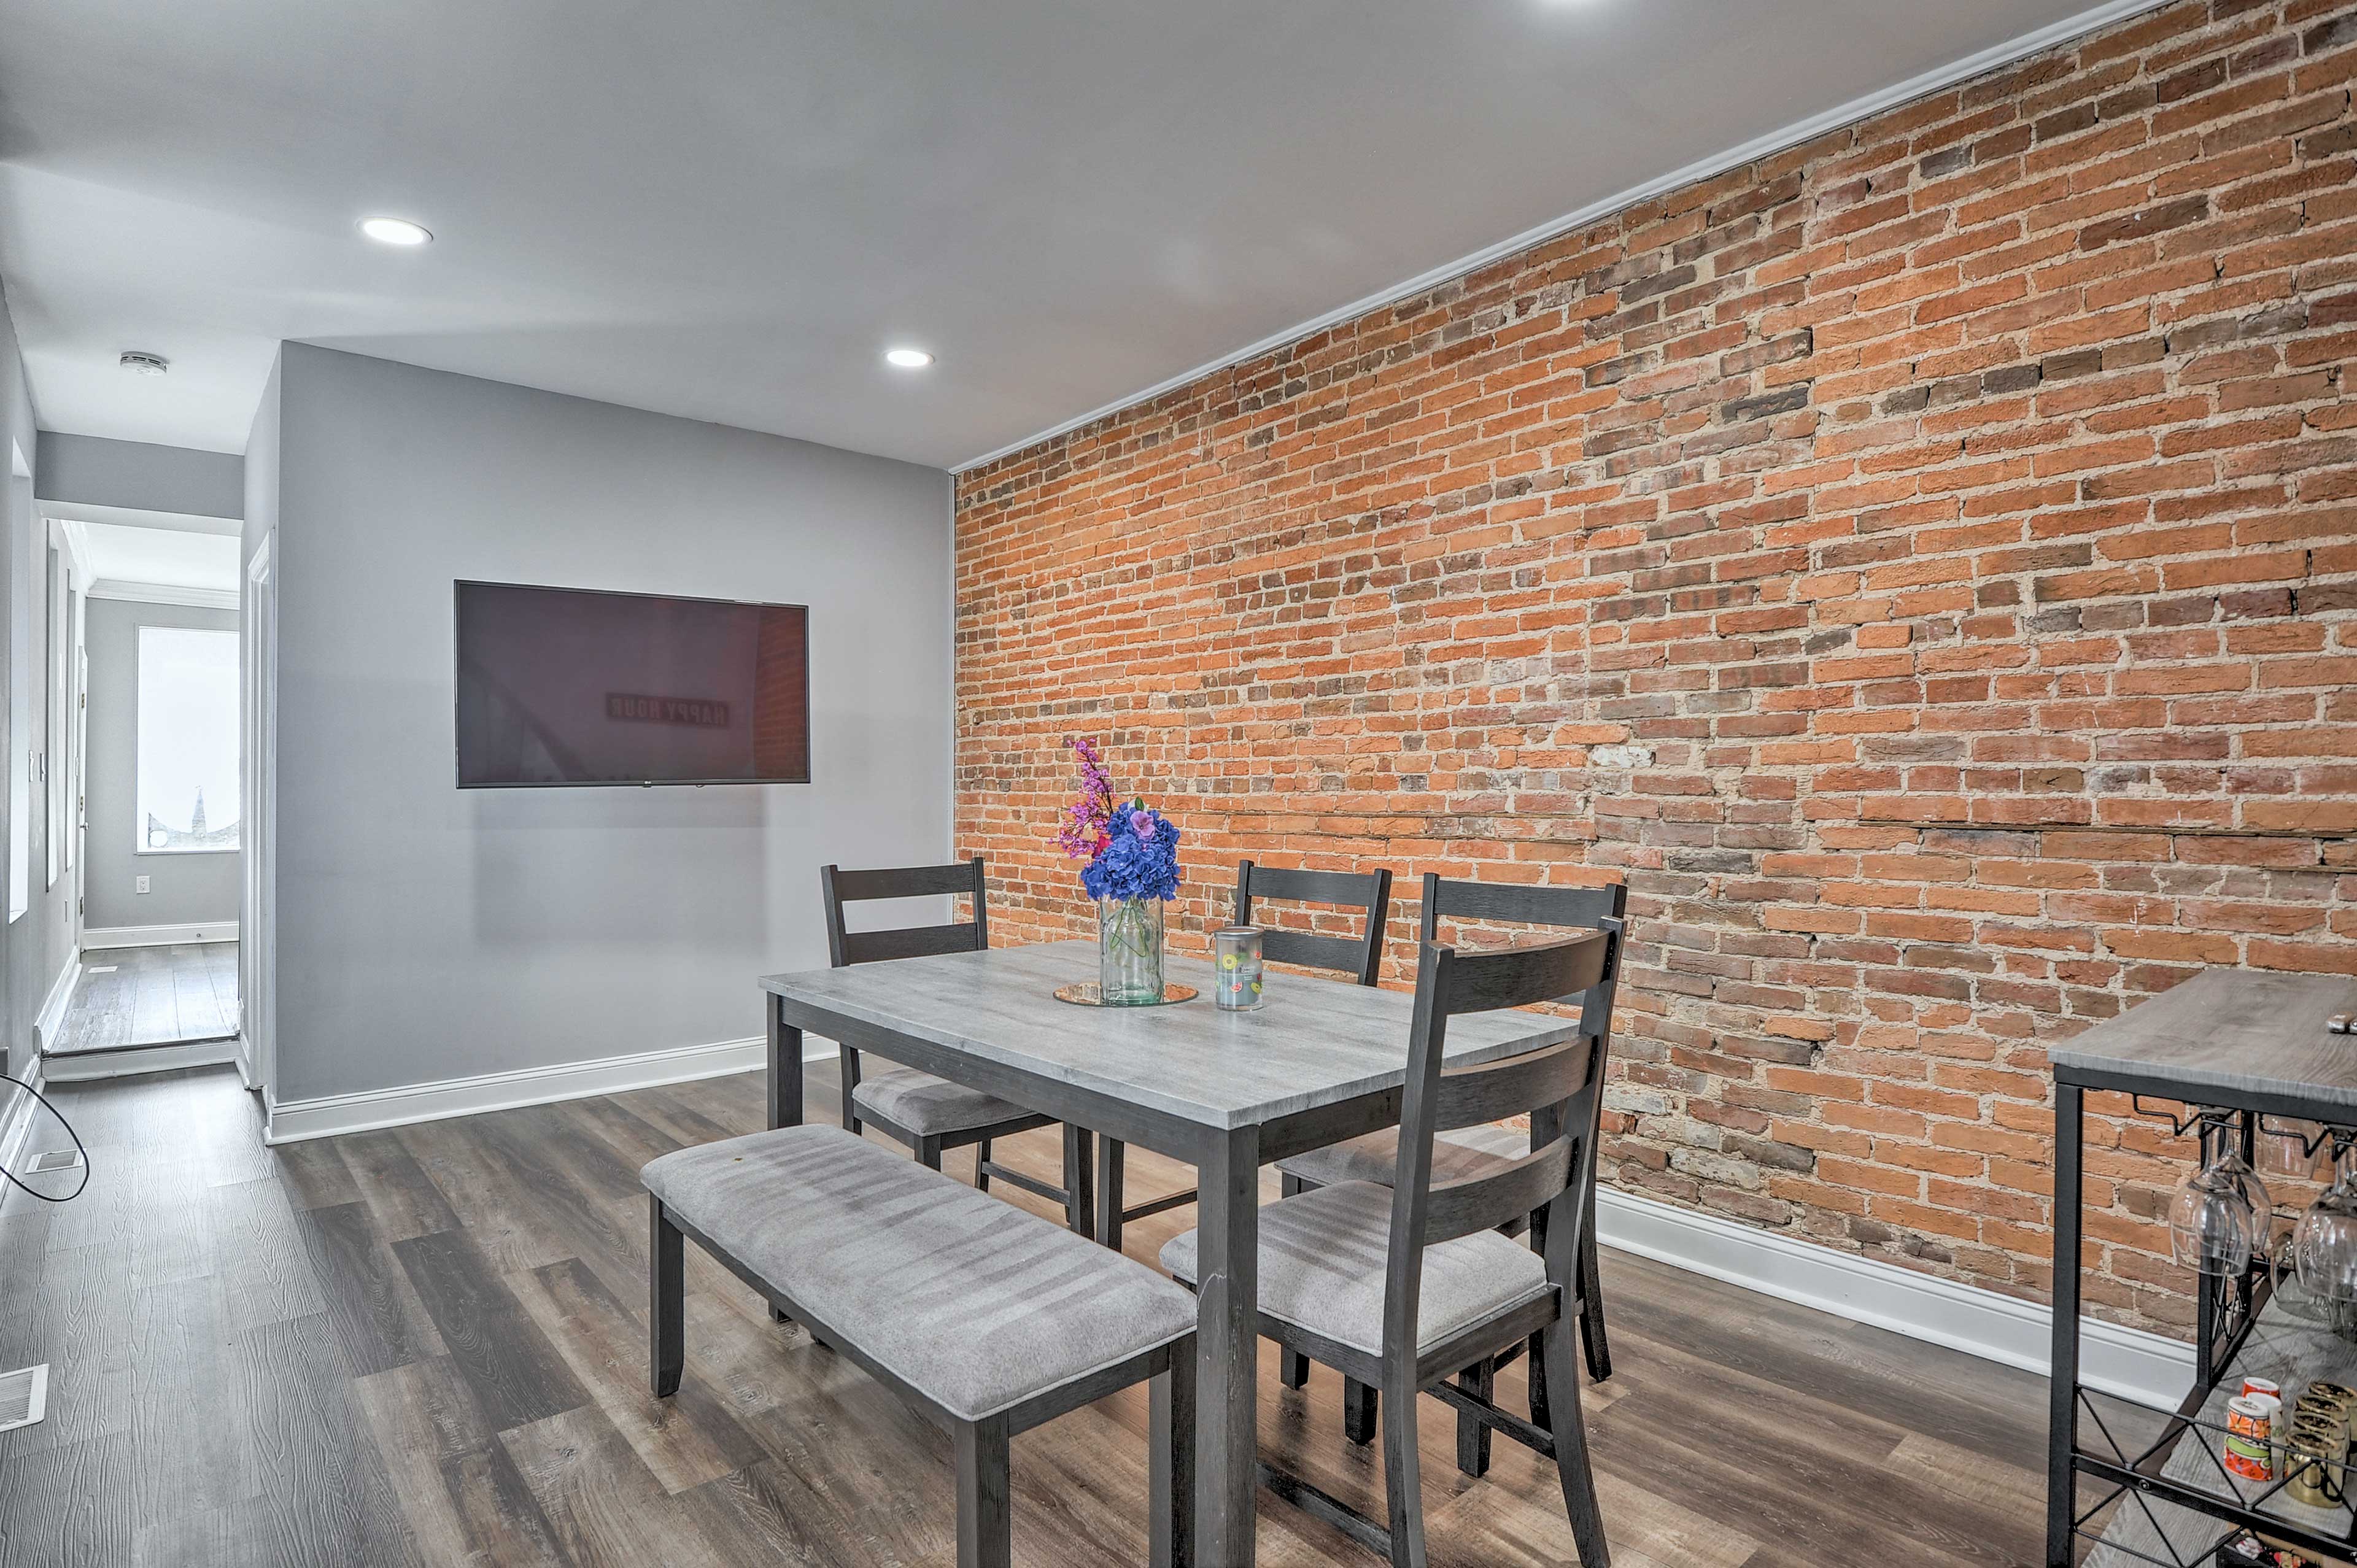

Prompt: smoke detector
[119,351,169,376]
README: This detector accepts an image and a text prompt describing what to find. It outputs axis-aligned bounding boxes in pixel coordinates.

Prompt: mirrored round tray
[1051,982,1199,1007]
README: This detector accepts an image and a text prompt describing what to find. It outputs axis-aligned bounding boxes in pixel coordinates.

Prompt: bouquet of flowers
[1058,736,1181,903]
[1058,736,1181,1003]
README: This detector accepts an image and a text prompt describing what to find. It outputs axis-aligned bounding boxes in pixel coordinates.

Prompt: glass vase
[1097,897,1165,1005]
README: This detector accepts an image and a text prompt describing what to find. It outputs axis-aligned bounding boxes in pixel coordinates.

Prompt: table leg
[766,995,803,1326]
[767,994,803,1132]
[2045,1081,2082,1568]
[1098,1134,1126,1251]
[1194,1125,1260,1568]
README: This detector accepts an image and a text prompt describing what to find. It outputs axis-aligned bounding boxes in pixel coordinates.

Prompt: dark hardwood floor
[0,1063,2053,1567]
[48,943,239,1055]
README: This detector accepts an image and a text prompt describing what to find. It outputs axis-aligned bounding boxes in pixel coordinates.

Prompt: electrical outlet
[134,875,150,895]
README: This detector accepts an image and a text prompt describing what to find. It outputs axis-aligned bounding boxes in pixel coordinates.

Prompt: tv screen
[454,581,810,787]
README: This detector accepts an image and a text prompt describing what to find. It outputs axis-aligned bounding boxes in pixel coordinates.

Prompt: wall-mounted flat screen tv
[455,581,810,788]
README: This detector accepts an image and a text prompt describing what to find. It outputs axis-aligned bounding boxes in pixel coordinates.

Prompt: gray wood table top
[2048,968,2357,1111]
[760,940,1582,1130]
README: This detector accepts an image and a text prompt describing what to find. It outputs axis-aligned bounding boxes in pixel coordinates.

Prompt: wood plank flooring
[49,944,239,1055]
[0,1065,2057,1567]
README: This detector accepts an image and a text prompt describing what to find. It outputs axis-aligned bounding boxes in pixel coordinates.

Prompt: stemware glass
[2215,1136,2273,1230]
[2296,1151,2357,1305]
[2170,1149,2259,1276]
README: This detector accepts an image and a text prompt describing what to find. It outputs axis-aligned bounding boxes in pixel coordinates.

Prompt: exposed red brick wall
[953,0,2357,1335]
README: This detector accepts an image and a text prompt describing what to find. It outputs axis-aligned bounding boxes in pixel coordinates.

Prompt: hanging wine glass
[2214,1132,2273,1230]
[2170,1126,2259,1277]
[2294,1147,2357,1305]
[2259,1119,2323,1182]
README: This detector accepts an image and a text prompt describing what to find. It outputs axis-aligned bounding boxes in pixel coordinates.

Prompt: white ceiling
[75,519,242,593]
[0,0,2139,470]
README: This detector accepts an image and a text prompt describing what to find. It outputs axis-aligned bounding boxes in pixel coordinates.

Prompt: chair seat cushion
[852,1065,1045,1137]
[643,1126,1194,1422]
[1159,1180,1549,1358]
[1275,1121,1528,1191]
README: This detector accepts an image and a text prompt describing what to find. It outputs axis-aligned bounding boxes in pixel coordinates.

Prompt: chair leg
[1150,1351,1196,1568]
[1344,1377,1379,1446]
[839,1046,863,1136]
[1278,1172,1310,1390]
[1526,1203,1552,1426]
[1578,1097,1613,1383]
[954,1420,1012,1568]
[1453,1358,1493,1478]
[648,1196,683,1397]
[1097,1134,1126,1253]
[1579,1191,1612,1384]
[1062,1124,1096,1238]
[919,1138,943,1172]
[975,1138,991,1192]
[1541,1307,1611,1567]
[1380,1369,1430,1568]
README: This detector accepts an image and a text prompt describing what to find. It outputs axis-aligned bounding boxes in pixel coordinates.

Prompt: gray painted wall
[83,597,240,932]
[267,344,952,1103]
[0,286,74,1086]
[36,432,243,519]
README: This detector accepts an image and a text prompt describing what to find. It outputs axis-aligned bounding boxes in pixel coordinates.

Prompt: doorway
[41,512,244,1067]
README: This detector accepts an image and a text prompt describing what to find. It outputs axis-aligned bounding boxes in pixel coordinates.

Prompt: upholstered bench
[642,1124,1198,1568]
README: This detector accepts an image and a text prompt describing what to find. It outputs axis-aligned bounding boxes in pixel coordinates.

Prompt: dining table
[758,937,1584,1567]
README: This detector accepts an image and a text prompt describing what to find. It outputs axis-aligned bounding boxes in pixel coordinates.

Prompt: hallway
[47,943,238,1055]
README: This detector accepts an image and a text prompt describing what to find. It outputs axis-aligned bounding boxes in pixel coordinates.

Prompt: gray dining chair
[1161,932,1617,1568]
[1276,875,1627,1470]
[1094,859,1393,1253]
[823,858,1094,1232]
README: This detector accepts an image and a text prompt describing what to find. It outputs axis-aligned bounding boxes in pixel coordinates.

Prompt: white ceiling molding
[86,579,239,611]
[950,0,2175,473]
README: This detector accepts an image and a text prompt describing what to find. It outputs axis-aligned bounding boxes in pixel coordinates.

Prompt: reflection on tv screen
[455,581,810,787]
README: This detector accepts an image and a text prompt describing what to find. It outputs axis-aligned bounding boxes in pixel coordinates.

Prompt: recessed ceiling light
[119,351,169,377]
[359,216,433,247]
[884,347,934,369]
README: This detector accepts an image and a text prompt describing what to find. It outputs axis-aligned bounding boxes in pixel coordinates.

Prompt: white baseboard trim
[263,1033,838,1145]
[41,1038,241,1083]
[33,957,79,1055]
[83,921,239,949]
[1595,1186,2194,1409]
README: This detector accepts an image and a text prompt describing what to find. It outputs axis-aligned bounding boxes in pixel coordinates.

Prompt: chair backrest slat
[838,922,985,966]
[1233,860,1391,987]
[1258,929,1377,978]
[830,862,985,903]
[1427,930,1611,1017]
[1430,1035,1596,1134]
[1419,878,1625,941]
[821,858,989,970]
[1422,1132,1576,1246]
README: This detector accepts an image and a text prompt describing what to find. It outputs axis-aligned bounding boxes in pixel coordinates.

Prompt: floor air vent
[0,1365,47,1435]
[26,1148,80,1176]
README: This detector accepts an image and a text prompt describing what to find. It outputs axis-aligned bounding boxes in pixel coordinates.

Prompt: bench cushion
[1160,1179,1549,1357]
[853,1065,1046,1137]
[1274,1121,1528,1191]
[643,1125,1193,1421]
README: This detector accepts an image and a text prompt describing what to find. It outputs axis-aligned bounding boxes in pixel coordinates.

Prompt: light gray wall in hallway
[83,597,240,932]
[0,285,74,1086]
[36,432,243,519]
[268,344,953,1104]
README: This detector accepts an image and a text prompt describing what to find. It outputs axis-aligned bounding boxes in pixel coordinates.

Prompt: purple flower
[1130,809,1153,838]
